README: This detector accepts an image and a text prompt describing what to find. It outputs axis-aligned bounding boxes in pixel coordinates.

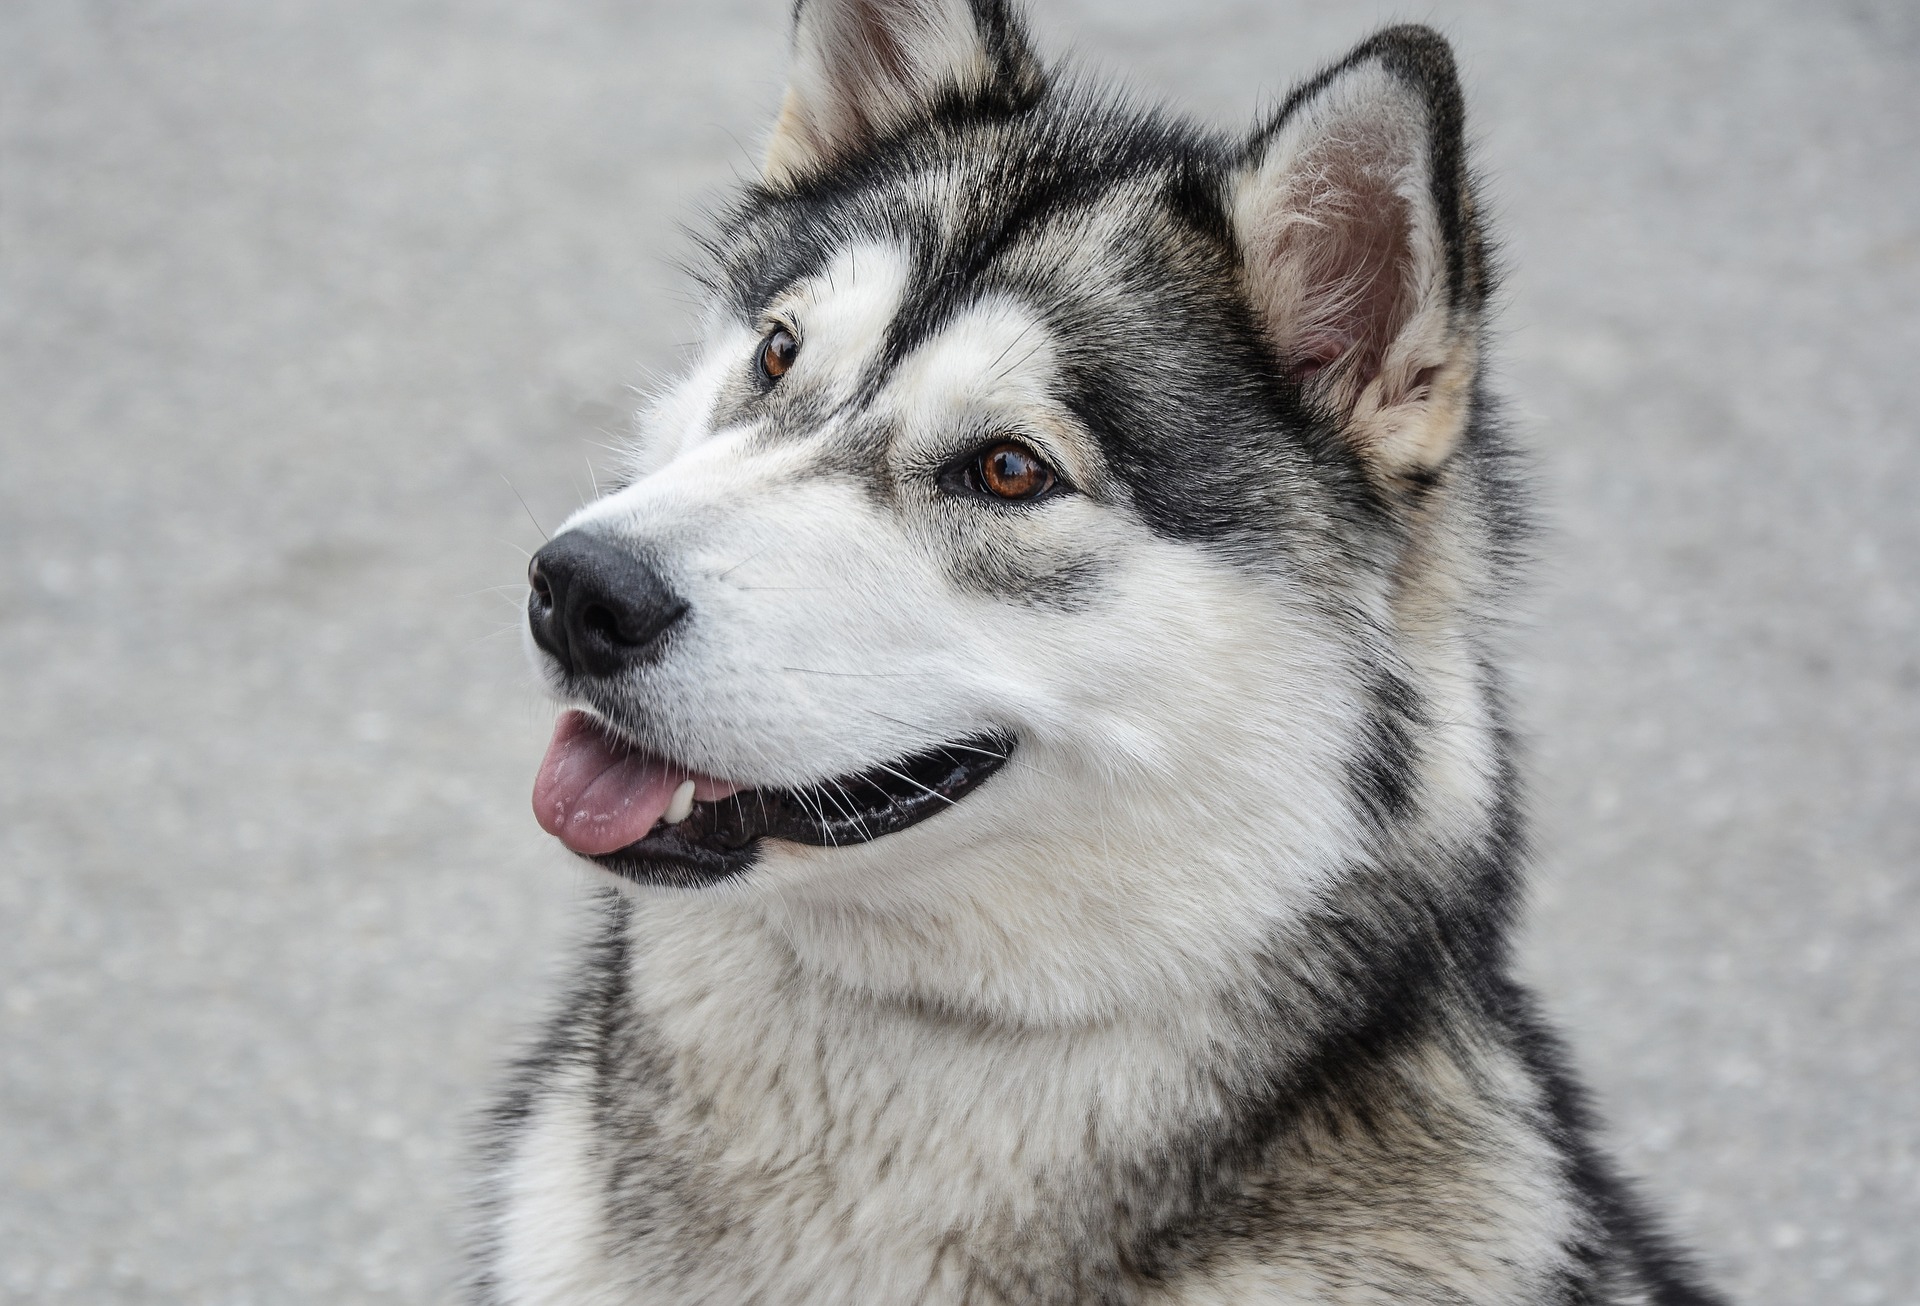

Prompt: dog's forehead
[719,163,1199,446]
[693,121,1346,556]
[775,238,1067,421]
[720,130,1189,347]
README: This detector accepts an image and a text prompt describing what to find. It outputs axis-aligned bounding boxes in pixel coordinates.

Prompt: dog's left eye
[758,327,799,382]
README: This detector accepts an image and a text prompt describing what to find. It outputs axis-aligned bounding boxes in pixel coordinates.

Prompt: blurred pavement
[2,1,1915,1301]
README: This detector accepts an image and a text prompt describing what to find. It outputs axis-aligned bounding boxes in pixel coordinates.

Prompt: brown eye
[758,327,799,381]
[975,441,1056,501]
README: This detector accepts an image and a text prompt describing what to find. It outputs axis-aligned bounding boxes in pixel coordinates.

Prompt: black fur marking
[1346,666,1425,827]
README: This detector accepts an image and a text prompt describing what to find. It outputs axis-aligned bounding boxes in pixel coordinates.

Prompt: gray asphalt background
[3,1,1916,1302]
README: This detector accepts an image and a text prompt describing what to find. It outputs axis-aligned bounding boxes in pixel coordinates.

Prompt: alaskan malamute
[474,3,1724,1301]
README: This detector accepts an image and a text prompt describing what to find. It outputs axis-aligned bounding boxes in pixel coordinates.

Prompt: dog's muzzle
[522,530,1014,889]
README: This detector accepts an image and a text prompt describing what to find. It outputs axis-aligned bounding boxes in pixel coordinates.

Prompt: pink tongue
[532,711,739,855]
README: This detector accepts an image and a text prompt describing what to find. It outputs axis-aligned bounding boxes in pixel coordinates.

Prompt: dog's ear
[1231,26,1490,479]
[764,0,1045,185]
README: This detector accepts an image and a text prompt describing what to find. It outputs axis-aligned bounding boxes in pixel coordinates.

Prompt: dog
[472,3,1725,1302]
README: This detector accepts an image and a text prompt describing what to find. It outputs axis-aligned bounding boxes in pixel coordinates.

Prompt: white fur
[491,1082,630,1305]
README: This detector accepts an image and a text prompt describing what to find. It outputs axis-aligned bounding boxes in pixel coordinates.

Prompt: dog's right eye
[976,442,1055,500]
[938,439,1066,504]
[758,327,799,382]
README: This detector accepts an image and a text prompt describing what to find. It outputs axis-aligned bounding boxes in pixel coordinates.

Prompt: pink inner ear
[1268,153,1416,392]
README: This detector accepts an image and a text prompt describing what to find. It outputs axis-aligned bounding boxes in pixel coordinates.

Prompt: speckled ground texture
[2,0,1915,1301]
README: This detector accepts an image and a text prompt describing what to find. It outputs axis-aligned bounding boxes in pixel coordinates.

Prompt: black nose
[527,532,687,678]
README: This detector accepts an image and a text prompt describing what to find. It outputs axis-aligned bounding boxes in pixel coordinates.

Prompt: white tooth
[664,779,696,826]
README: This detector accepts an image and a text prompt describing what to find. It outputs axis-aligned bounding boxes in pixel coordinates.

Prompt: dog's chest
[485,904,1575,1306]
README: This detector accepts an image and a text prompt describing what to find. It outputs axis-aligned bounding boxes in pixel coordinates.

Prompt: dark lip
[587,734,1014,889]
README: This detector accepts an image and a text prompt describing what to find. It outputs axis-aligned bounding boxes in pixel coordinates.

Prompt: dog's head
[524,0,1506,1020]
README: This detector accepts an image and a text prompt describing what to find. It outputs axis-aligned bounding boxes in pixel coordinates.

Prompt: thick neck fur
[493,870,1579,1306]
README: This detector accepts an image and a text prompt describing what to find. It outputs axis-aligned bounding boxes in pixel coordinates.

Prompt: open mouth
[532,710,1012,887]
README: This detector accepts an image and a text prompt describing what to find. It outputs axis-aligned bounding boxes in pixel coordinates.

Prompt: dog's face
[525,1,1493,1019]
